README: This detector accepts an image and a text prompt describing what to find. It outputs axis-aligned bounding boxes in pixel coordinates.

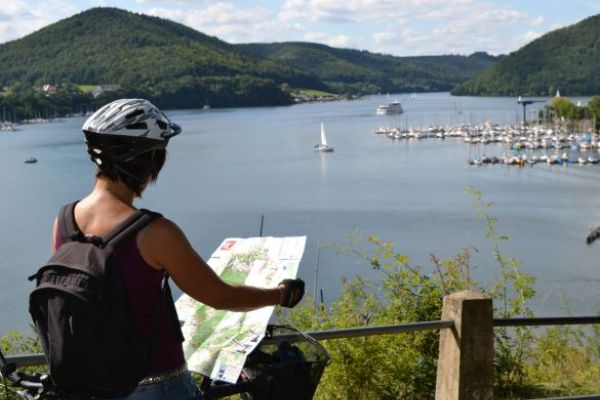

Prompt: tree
[551,97,576,119]
[589,96,600,132]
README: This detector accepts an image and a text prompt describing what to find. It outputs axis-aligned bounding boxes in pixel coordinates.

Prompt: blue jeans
[100,372,203,400]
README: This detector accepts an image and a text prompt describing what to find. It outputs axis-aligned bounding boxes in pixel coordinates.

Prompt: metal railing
[263,320,454,344]
[5,320,455,366]
[4,314,600,399]
[6,316,600,364]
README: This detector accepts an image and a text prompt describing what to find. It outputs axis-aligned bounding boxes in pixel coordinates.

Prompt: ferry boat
[376,101,403,116]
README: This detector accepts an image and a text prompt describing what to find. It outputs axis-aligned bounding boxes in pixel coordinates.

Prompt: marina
[372,122,600,166]
[0,122,19,132]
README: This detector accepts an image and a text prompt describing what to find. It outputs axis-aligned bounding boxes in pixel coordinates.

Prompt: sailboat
[314,121,334,152]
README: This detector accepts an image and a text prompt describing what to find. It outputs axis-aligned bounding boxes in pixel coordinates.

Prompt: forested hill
[0,7,323,108]
[452,14,600,96]
[236,42,501,94]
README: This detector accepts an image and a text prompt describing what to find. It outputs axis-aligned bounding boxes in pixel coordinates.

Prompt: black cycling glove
[278,279,305,308]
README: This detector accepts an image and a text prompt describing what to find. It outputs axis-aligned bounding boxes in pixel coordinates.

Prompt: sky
[0,0,598,56]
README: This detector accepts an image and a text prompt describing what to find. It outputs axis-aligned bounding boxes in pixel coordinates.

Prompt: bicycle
[1,325,329,400]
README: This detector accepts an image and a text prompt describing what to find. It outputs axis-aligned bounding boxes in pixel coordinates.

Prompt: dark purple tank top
[55,230,185,376]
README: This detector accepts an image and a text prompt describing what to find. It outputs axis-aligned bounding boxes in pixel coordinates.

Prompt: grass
[294,88,336,97]
[77,84,97,92]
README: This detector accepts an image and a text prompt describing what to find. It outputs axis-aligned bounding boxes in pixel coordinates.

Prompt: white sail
[320,121,328,146]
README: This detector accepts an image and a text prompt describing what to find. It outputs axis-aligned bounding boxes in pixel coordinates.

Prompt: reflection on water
[319,152,328,172]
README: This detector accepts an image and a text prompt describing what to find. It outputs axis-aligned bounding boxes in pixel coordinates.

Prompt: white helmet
[83,98,181,141]
[83,99,181,164]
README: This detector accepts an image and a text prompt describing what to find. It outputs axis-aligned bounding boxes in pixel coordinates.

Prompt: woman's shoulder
[137,215,193,268]
[138,216,189,251]
[141,215,184,238]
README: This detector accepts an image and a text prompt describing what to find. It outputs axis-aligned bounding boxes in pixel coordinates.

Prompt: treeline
[0,7,502,120]
[0,76,293,121]
[2,6,597,119]
[537,96,600,131]
[0,83,95,121]
[0,7,321,116]
[452,14,600,96]
[237,43,500,94]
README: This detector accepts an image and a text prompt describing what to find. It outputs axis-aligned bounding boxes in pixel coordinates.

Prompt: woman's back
[54,197,186,376]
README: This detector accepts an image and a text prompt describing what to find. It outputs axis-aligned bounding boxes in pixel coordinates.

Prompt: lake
[2,92,599,335]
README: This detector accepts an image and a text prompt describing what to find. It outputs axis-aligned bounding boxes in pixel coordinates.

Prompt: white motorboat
[315,121,334,152]
[376,101,403,115]
[372,126,390,135]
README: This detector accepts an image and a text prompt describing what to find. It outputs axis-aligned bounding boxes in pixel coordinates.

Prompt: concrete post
[435,290,494,400]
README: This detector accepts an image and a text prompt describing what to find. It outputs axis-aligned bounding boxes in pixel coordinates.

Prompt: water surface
[1,93,599,335]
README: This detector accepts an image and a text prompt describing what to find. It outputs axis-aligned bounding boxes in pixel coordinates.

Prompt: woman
[52,99,305,399]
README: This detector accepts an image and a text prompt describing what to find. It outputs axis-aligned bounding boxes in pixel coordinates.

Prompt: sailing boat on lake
[314,121,334,152]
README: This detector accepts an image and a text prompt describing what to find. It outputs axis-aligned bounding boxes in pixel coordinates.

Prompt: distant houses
[42,84,58,95]
[40,83,120,98]
[92,84,120,98]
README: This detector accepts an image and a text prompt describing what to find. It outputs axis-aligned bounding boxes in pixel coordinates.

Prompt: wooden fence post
[435,290,494,400]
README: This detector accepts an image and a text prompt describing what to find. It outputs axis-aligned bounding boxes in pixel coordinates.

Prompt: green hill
[0,7,323,108]
[0,7,506,117]
[236,42,500,94]
[452,14,600,96]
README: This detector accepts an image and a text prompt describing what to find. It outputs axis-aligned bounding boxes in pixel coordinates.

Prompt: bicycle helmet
[83,98,181,165]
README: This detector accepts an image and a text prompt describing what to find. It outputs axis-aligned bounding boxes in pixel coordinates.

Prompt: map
[175,236,306,383]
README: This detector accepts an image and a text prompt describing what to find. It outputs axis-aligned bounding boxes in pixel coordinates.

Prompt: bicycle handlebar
[0,347,59,400]
[1,344,253,400]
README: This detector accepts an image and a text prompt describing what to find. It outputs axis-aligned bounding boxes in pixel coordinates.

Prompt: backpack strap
[56,202,162,249]
[101,209,163,250]
[56,201,81,243]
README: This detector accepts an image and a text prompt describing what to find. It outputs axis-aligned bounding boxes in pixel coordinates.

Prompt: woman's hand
[277,279,305,308]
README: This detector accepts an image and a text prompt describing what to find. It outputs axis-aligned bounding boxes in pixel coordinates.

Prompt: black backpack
[29,202,171,399]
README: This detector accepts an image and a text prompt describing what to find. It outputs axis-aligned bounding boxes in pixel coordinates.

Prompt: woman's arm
[138,217,302,311]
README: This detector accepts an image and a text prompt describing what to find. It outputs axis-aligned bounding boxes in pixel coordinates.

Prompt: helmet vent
[126,122,148,130]
[156,120,167,129]
[125,109,145,119]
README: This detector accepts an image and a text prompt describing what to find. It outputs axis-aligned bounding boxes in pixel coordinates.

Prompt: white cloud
[0,0,576,58]
[275,0,537,55]
[374,32,396,45]
[147,3,268,27]
[0,0,76,44]
[532,15,545,26]
[146,3,282,42]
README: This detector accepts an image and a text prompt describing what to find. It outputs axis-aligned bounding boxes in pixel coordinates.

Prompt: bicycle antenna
[259,214,264,237]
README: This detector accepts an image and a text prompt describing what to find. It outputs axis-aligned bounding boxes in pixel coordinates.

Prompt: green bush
[279,188,537,399]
